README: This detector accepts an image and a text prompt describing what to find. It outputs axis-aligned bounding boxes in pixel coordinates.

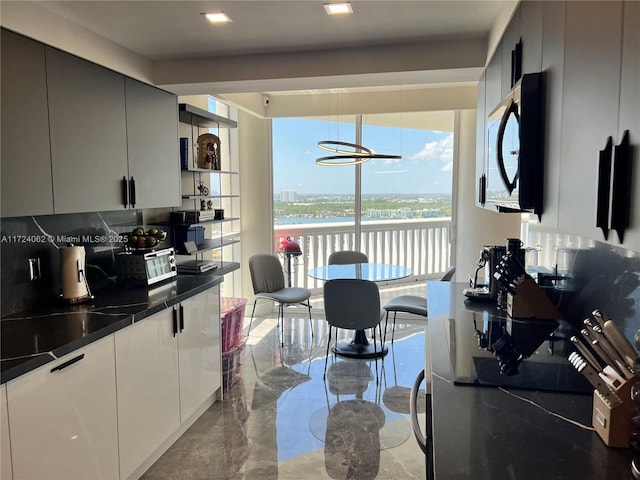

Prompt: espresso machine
[464,238,525,301]
[463,245,507,300]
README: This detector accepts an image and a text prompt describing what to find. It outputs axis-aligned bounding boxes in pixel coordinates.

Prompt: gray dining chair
[383,266,455,344]
[323,278,384,378]
[328,250,368,265]
[247,254,313,343]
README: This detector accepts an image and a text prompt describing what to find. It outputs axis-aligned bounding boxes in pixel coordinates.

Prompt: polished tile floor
[142,284,429,480]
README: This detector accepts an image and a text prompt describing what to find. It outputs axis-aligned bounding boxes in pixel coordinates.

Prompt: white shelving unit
[173,103,240,277]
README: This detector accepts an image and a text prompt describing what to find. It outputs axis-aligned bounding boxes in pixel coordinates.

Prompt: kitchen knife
[570,335,604,372]
[603,319,639,369]
[589,324,635,378]
[569,351,600,378]
[569,352,622,407]
[591,309,608,330]
[580,327,610,361]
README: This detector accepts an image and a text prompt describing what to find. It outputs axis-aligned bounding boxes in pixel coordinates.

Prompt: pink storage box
[221,297,248,353]
[222,339,245,391]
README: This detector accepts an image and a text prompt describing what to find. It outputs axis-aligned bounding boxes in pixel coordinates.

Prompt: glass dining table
[308,262,413,359]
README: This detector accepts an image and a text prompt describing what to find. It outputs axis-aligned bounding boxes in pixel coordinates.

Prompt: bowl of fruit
[125,227,168,251]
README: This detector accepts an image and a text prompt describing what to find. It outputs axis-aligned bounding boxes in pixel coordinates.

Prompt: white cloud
[409,133,454,172]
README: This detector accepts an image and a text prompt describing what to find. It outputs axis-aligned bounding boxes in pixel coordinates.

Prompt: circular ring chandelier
[315,140,401,166]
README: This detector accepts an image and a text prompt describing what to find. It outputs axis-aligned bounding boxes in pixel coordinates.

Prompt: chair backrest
[323,279,381,330]
[328,250,369,265]
[249,254,285,294]
[440,265,456,281]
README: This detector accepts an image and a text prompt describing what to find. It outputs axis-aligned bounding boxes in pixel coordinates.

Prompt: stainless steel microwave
[117,247,177,285]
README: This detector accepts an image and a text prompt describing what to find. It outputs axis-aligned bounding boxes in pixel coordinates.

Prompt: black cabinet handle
[129,177,136,208]
[122,176,129,208]
[179,304,185,333]
[50,353,85,372]
[596,137,613,240]
[172,307,178,337]
[611,130,632,243]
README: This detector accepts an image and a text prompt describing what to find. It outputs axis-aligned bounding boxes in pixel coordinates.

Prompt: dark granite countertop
[427,281,633,479]
[1,275,223,383]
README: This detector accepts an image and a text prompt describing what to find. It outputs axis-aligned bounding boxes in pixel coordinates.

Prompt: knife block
[506,277,562,320]
[593,376,637,447]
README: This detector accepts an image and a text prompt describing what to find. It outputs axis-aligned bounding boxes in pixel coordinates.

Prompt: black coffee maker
[464,238,525,302]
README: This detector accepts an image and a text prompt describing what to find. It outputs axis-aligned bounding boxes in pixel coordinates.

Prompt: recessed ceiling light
[324,2,353,15]
[203,12,232,24]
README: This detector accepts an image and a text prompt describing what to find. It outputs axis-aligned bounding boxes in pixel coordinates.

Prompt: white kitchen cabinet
[1,29,54,218]
[618,0,640,251]
[44,45,181,215]
[115,285,222,479]
[519,1,543,75]
[1,384,11,480]
[178,286,221,421]
[46,46,130,214]
[484,45,503,117]
[125,78,181,209]
[115,307,180,480]
[557,1,624,242]
[538,0,566,230]
[6,335,119,480]
[500,6,520,98]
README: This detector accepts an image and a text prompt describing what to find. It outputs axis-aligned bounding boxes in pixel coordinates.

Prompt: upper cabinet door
[1,30,54,217]
[558,1,624,241]
[538,0,566,230]
[519,1,543,75]
[125,78,181,209]
[46,47,129,214]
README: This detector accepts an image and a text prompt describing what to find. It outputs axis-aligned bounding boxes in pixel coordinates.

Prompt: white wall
[238,110,274,312]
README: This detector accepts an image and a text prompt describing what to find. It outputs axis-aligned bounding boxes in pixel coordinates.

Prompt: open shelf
[178,103,237,129]
[176,261,240,277]
[175,237,240,255]
[181,167,238,174]
[178,102,240,278]
[181,194,239,200]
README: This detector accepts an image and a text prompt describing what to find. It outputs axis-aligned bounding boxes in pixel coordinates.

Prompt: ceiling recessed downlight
[324,2,353,15]
[203,12,232,23]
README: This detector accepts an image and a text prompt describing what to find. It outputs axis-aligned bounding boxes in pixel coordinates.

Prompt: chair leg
[247,299,259,337]
[391,311,398,344]
[323,326,332,379]
[279,303,285,346]
[372,326,379,385]
[383,310,390,346]
[307,301,314,338]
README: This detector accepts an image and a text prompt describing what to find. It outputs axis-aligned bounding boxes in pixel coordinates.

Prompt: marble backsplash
[1,211,143,315]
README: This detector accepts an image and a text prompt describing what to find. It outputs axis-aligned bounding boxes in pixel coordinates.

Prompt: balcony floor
[141,283,429,480]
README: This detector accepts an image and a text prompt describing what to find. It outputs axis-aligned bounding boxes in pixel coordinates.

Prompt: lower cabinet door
[6,336,119,480]
[1,384,12,480]
[115,308,180,480]
[178,286,221,421]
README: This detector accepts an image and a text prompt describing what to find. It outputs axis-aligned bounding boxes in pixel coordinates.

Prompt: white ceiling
[3,0,513,116]
[37,1,505,60]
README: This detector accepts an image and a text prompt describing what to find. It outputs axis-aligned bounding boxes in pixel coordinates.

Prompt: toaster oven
[117,247,177,285]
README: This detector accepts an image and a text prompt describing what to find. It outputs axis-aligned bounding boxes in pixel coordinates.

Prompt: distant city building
[280,190,297,202]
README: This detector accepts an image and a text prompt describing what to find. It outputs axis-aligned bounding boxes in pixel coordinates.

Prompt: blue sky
[273,118,454,195]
